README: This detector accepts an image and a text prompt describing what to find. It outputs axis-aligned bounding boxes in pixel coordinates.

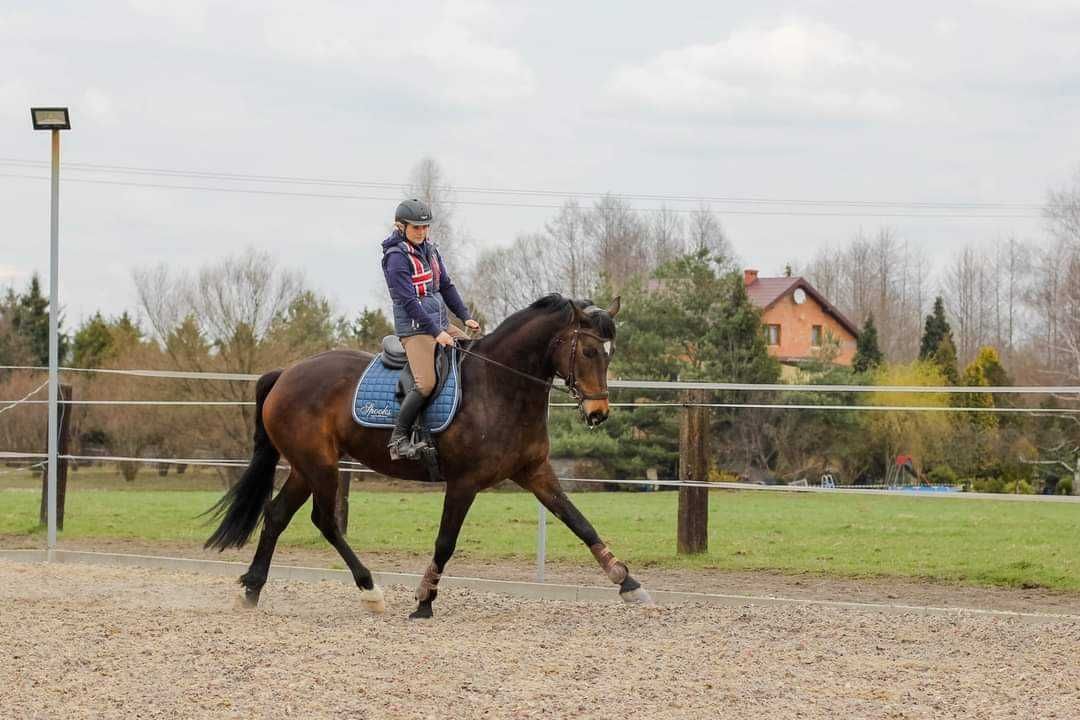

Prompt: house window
[767,324,781,346]
[811,325,823,347]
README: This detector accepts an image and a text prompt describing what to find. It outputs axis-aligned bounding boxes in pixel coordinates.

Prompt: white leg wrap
[359,584,386,614]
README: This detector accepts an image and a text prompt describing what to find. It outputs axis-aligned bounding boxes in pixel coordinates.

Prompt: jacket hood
[383,233,434,257]
[382,231,405,251]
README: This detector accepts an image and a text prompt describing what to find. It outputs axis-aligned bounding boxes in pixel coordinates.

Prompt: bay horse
[205,293,652,618]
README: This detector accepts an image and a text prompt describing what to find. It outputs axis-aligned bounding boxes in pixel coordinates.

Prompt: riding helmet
[395,198,433,226]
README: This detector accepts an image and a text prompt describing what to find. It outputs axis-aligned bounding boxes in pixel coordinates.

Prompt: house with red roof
[743,269,859,369]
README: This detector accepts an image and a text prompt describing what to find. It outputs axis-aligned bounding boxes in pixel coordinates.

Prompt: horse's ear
[572,301,589,324]
[608,296,621,318]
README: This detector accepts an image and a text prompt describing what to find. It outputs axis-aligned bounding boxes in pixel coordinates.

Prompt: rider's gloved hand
[435,331,455,347]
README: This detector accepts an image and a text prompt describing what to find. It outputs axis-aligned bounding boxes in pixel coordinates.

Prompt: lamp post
[30,107,70,557]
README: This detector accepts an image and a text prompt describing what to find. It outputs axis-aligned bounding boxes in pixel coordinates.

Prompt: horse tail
[204,369,283,551]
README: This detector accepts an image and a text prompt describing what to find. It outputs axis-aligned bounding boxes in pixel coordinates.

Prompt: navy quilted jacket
[381,231,470,337]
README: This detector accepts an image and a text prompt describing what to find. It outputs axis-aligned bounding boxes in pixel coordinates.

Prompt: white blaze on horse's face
[578,336,613,428]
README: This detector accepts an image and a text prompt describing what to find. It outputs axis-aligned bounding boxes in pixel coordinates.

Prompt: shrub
[968,476,1005,494]
[1056,475,1074,496]
[928,465,958,486]
[1002,478,1034,495]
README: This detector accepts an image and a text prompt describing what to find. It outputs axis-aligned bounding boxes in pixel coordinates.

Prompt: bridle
[453,321,612,407]
[551,327,611,402]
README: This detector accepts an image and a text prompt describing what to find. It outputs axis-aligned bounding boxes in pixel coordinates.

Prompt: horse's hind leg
[238,470,310,608]
[305,462,385,614]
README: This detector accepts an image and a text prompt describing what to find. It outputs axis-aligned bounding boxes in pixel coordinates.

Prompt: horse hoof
[235,590,259,609]
[408,604,434,620]
[360,585,386,615]
[619,587,655,605]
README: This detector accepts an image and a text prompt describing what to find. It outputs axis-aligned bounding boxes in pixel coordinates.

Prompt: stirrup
[388,434,428,461]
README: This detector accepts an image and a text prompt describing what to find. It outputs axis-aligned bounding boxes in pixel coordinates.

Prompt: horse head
[554,296,620,427]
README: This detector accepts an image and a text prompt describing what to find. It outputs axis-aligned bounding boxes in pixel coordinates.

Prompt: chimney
[743,269,759,287]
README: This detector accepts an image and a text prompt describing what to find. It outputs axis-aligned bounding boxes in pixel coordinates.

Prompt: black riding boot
[388,388,429,461]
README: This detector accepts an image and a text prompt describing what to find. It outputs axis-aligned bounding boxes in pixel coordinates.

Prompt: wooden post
[677,388,709,554]
[335,471,350,535]
[39,383,72,530]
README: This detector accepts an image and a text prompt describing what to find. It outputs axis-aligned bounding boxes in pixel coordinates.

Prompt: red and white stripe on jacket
[403,242,441,298]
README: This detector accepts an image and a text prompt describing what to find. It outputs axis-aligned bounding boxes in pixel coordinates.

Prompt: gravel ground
[3,560,1079,720]
[13,536,1080,617]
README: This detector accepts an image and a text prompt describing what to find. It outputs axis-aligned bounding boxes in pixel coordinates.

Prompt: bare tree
[945,245,992,364]
[584,195,649,288]
[544,199,593,299]
[132,248,310,483]
[647,204,685,270]
[687,203,731,263]
[801,228,931,361]
[1041,172,1080,387]
[407,156,466,258]
[468,233,559,325]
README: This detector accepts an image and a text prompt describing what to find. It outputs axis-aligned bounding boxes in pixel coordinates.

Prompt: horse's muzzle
[583,399,610,427]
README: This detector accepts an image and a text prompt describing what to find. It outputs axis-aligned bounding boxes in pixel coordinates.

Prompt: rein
[454,325,611,403]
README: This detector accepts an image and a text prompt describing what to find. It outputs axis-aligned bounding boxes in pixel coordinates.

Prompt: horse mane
[482,293,615,342]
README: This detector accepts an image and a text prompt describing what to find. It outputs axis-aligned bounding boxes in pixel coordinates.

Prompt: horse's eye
[583,347,598,359]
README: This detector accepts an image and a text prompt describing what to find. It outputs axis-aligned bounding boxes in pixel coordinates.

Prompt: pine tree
[931,334,960,385]
[11,274,68,366]
[72,312,113,368]
[919,296,951,360]
[350,307,394,352]
[853,313,884,373]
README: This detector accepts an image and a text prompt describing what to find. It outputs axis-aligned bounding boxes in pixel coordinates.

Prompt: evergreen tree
[267,290,337,355]
[72,312,113,368]
[348,307,394,352]
[73,312,144,368]
[852,313,884,373]
[961,354,997,429]
[552,249,781,480]
[931,334,960,385]
[165,315,211,367]
[0,289,32,366]
[11,274,68,366]
[919,296,951,360]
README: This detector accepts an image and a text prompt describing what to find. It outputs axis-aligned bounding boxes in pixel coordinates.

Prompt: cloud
[82,87,114,122]
[0,264,28,283]
[127,0,208,32]
[262,0,533,104]
[608,18,909,121]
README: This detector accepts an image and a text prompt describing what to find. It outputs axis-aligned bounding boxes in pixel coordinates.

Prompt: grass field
[2,467,1078,590]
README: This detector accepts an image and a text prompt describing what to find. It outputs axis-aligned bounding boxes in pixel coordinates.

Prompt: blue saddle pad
[351,350,461,433]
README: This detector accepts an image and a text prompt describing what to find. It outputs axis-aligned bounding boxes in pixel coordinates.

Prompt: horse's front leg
[410,485,477,620]
[516,461,653,605]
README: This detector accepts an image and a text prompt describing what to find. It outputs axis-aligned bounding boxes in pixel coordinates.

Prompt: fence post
[39,383,71,530]
[677,388,709,554]
[1074,454,1079,497]
[335,471,350,535]
[536,502,547,583]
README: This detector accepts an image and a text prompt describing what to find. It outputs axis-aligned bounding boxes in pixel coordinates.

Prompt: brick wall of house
[761,292,857,366]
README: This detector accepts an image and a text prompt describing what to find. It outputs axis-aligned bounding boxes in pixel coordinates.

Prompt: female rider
[381,198,480,460]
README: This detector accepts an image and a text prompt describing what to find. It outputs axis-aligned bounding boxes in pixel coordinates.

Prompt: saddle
[378,335,454,400]
[352,336,464,433]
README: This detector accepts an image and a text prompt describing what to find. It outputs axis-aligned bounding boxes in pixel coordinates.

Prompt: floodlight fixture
[31,107,71,131]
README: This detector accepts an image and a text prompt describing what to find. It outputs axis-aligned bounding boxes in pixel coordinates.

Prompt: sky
[3,0,1080,328]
